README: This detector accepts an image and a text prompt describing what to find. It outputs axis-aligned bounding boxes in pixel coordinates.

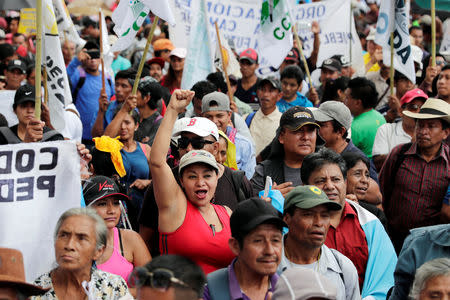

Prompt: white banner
[43,0,73,132]
[169,0,364,77]
[52,0,86,47]
[0,90,18,127]
[375,0,415,83]
[0,141,81,281]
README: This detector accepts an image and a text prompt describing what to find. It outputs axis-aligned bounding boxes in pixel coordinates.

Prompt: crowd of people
[0,1,449,300]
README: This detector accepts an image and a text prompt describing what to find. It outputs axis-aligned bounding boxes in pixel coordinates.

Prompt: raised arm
[104,95,136,138]
[149,90,195,232]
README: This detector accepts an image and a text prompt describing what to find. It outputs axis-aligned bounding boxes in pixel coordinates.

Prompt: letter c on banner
[281,16,291,30]
[377,13,388,34]
[133,11,147,31]
[274,27,285,40]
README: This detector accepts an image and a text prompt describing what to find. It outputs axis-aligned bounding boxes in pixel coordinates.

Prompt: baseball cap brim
[239,57,256,64]
[312,110,334,123]
[320,65,339,72]
[284,121,320,132]
[86,192,129,206]
[289,198,342,211]
[14,97,35,106]
[240,215,287,233]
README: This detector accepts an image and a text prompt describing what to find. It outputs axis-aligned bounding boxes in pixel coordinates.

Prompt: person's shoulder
[94,268,127,285]
[120,228,142,244]
[33,271,52,287]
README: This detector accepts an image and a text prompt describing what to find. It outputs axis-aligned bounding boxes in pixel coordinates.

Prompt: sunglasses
[129,267,190,291]
[178,136,214,150]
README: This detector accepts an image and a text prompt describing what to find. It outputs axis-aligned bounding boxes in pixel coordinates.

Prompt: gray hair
[54,207,107,251]
[409,257,450,299]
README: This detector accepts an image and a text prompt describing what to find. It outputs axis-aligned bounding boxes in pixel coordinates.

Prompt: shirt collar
[406,142,449,165]
[341,201,357,220]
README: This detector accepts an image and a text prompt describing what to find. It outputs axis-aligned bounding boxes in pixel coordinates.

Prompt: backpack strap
[392,142,412,178]
[0,127,22,144]
[245,112,256,127]
[117,228,124,256]
[42,129,62,142]
[206,268,230,300]
[72,67,86,104]
[230,169,246,202]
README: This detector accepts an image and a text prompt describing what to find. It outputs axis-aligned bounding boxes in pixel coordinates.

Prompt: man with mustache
[279,185,360,300]
[379,98,450,254]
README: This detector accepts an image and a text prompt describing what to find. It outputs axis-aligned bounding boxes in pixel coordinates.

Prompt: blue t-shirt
[121,143,149,209]
[276,91,313,113]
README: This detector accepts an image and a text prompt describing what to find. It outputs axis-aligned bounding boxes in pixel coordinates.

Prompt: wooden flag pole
[431,0,436,67]
[132,16,159,95]
[214,22,234,106]
[43,66,49,105]
[35,0,43,119]
[293,24,313,88]
[389,32,395,96]
[99,10,105,91]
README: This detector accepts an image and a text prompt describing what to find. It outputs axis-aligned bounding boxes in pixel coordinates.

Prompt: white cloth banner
[0,141,81,281]
[100,10,114,80]
[169,0,364,76]
[0,90,18,127]
[440,19,450,53]
[375,0,415,83]
[181,0,215,90]
[43,0,73,132]
[52,0,86,47]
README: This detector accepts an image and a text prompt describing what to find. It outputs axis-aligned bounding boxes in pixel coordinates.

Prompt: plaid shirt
[380,142,450,235]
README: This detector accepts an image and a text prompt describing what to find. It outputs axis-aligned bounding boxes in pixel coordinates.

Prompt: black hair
[321,77,350,103]
[441,64,450,72]
[330,119,348,139]
[90,148,119,177]
[141,255,206,299]
[113,106,140,124]
[191,80,218,100]
[409,25,422,34]
[115,68,136,81]
[83,39,100,50]
[0,43,14,61]
[26,65,35,78]
[139,82,163,110]
[341,151,370,171]
[0,113,8,127]
[300,147,347,184]
[12,32,25,40]
[280,65,304,85]
[347,77,378,109]
[206,72,227,93]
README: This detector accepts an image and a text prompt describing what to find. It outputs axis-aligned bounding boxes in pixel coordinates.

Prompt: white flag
[180,0,214,90]
[100,10,114,79]
[259,0,293,69]
[52,0,85,47]
[111,0,175,52]
[214,33,242,79]
[43,0,72,131]
[375,0,415,83]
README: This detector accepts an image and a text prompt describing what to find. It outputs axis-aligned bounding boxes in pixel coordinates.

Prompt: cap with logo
[153,38,175,52]
[7,59,26,74]
[202,91,230,113]
[280,106,319,131]
[14,84,35,108]
[259,76,281,91]
[400,88,428,106]
[273,267,337,300]
[332,55,350,68]
[284,48,300,63]
[313,101,352,130]
[82,175,129,206]
[320,58,342,72]
[402,98,450,123]
[230,197,287,239]
[284,185,342,211]
[239,48,258,64]
[172,117,219,141]
[178,150,219,175]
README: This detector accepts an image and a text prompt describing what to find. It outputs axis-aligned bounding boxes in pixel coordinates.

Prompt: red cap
[239,48,258,64]
[146,57,165,68]
[400,88,428,106]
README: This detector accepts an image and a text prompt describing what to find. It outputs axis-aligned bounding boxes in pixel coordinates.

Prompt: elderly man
[251,106,320,196]
[204,198,286,300]
[0,248,48,299]
[202,91,256,179]
[301,148,397,300]
[379,98,450,253]
[408,258,450,300]
[131,255,206,300]
[279,185,360,300]
[139,116,254,256]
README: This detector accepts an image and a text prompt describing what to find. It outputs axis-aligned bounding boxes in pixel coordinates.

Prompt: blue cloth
[226,127,256,180]
[121,143,149,209]
[444,185,450,205]
[105,100,121,126]
[67,57,114,140]
[111,55,131,75]
[276,91,313,113]
[349,201,397,300]
[389,224,450,300]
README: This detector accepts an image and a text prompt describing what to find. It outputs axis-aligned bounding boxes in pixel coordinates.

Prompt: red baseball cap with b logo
[239,48,258,64]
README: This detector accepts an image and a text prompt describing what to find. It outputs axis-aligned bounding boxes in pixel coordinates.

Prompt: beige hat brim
[403,111,450,123]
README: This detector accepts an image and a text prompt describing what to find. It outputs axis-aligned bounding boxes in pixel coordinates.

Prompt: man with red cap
[372,88,428,170]
[235,48,260,110]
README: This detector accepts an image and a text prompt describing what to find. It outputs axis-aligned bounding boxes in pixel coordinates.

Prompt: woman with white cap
[150,90,235,275]
[160,48,186,93]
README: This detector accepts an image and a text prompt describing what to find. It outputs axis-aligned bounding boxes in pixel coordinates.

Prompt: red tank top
[159,201,235,274]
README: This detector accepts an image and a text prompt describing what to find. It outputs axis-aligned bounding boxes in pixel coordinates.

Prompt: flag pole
[349,1,352,67]
[35,0,43,119]
[293,24,313,88]
[99,10,105,91]
[131,16,159,95]
[43,66,49,105]
[389,32,394,96]
[431,0,436,67]
[214,22,234,106]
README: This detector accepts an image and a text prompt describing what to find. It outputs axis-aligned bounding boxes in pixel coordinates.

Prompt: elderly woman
[150,90,235,275]
[409,258,450,300]
[31,208,131,300]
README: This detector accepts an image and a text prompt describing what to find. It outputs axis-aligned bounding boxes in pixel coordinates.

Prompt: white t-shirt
[372,121,411,156]
[59,104,82,142]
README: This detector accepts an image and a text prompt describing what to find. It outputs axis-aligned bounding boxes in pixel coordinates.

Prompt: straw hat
[0,248,49,296]
[402,98,450,123]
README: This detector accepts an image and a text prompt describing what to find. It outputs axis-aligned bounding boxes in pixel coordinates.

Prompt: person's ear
[283,213,291,227]
[228,237,241,256]
[211,141,219,156]
[93,245,105,261]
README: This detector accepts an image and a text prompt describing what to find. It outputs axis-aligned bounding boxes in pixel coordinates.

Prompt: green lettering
[274,27,285,40]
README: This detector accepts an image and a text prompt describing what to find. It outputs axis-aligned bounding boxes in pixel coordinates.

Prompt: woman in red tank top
[150,90,236,275]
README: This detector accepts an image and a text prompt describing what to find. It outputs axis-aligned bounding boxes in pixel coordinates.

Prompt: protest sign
[52,0,86,47]
[0,141,81,281]
[169,0,364,76]
[0,90,19,127]
[17,8,36,35]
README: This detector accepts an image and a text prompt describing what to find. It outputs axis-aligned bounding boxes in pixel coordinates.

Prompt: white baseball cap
[172,117,219,141]
[170,47,187,59]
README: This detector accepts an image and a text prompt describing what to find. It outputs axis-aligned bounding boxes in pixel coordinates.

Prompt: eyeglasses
[129,267,190,291]
[403,103,421,112]
[178,136,214,149]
